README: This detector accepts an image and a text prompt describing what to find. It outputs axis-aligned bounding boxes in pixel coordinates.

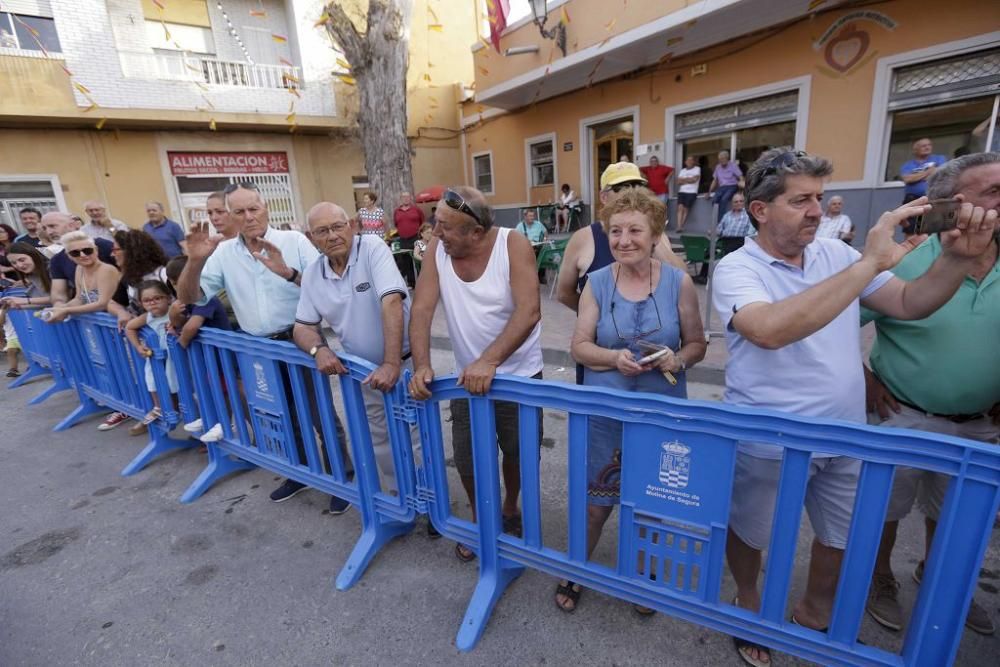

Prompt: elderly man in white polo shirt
[176,183,351,513]
[712,148,996,667]
[292,202,421,504]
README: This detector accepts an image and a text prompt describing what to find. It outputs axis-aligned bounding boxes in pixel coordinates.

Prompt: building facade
[0,0,477,232]
[462,0,999,236]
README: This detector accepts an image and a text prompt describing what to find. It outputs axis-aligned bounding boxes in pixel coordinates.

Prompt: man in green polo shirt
[863,152,1000,637]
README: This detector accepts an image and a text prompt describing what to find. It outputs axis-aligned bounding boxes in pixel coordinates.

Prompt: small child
[164,256,232,346]
[125,280,179,435]
[413,222,433,262]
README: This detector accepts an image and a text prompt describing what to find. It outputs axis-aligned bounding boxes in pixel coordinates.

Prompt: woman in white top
[556,183,581,233]
[675,155,702,233]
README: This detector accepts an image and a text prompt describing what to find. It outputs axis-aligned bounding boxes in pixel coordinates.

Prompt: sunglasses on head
[223,181,260,194]
[442,189,482,226]
[609,180,646,194]
[68,247,96,258]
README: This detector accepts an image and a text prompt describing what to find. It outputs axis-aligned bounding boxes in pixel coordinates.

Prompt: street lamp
[528,0,567,57]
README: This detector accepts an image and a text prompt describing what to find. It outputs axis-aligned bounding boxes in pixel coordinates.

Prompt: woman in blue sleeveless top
[556,188,707,613]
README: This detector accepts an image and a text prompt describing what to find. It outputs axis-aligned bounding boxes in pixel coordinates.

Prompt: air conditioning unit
[635,142,665,165]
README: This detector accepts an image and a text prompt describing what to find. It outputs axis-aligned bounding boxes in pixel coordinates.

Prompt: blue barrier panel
[414,375,1000,666]
[177,328,419,590]
[2,291,72,403]
[45,313,196,474]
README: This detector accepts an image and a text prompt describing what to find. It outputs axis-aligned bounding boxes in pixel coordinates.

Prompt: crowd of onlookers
[1,145,998,666]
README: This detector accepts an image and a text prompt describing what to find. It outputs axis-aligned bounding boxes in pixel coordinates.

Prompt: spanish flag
[485,0,509,53]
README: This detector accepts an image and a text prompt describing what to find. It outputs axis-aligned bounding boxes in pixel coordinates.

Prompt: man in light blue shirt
[176,184,351,512]
[515,209,547,244]
[711,148,997,666]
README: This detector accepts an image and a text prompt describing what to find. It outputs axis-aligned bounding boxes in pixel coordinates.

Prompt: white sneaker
[183,418,204,433]
[199,423,224,443]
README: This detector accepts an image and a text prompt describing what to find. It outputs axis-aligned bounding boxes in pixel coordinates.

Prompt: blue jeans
[713,185,739,222]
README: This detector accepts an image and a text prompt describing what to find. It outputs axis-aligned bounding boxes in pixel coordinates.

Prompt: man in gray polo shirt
[712,148,996,667]
[293,202,415,498]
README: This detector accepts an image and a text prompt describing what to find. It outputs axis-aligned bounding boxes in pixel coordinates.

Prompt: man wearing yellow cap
[555,162,687,383]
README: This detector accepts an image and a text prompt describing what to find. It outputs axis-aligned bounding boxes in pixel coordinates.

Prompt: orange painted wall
[463,0,996,206]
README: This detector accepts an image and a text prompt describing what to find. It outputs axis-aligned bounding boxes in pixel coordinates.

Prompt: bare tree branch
[323,2,367,68]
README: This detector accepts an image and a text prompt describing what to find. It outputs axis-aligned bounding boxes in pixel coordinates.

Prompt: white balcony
[118,51,300,91]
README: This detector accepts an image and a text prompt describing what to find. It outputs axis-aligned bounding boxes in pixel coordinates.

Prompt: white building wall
[53,0,335,118]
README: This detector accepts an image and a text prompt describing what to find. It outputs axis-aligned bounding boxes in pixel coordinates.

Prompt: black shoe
[427,519,441,539]
[328,494,350,515]
[270,479,307,503]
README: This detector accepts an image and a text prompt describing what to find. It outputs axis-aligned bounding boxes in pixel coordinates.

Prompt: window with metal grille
[676,91,798,139]
[890,48,1000,110]
[528,139,554,187]
[474,153,494,194]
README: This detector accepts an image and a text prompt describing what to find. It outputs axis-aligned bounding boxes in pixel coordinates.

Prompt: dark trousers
[713,185,739,222]
[396,236,417,287]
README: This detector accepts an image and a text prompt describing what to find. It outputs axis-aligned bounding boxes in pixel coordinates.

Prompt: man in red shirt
[639,155,674,205]
[393,191,424,287]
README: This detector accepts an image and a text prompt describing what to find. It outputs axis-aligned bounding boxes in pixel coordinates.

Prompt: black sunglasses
[223,181,260,194]
[442,189,482,226]
[68,247,96,258]
[761,150,808,177]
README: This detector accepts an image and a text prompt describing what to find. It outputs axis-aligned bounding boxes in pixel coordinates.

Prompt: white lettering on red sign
[167,152,290,175]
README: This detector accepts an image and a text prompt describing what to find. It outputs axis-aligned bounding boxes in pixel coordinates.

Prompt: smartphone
[915,199,962,235]
[637,347,671,365]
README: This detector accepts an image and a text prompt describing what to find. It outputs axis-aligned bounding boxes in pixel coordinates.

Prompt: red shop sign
[168,151,290,175]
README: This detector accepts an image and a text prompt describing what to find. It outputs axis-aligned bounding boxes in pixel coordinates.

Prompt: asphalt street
[1,350,998,666]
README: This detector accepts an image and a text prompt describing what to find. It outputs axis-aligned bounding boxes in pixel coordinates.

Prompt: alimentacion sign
[168,152,290,176]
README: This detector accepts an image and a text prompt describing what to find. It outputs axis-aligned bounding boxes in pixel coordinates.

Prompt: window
[528,139,554,187]
[676,91,799,192]
[144,20,215,55]
[883,48,1000,181]
[0,12,62,53]
[473,153,494,194]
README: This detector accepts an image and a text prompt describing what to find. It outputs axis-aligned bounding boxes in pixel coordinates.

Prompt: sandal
[454,543,476,562]
[633,604,655,617]
[502,513,523,537]
[555,580,581,613]
[141,407,162,425]
[733,596,771,667]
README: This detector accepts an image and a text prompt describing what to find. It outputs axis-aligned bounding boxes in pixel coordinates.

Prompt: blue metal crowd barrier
[1,295,73,404]
[174,327,420,590]
[414,375,1000,666]
[47,312,196,475]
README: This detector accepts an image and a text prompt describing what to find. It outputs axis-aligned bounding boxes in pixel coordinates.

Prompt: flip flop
[555,580,581,613]
[733,597,771,667]
[454,543,476,562]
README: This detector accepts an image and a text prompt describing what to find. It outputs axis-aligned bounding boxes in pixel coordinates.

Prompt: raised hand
[861,197,931,272]
[185,222,223,261]
[251,239,292,279]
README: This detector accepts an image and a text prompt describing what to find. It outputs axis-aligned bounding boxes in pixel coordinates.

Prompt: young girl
[412,222,433,262]
[125,280,179,436]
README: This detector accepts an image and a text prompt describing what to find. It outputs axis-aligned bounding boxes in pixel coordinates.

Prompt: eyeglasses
[609,262,662,342]
[68,247,96,258]
[223,181,260,194]
[312,222,350,238]
[141,295,169,304]
[442,189,482,226]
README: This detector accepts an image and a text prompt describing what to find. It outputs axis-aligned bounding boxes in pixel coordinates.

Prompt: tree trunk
[324,0,414,232]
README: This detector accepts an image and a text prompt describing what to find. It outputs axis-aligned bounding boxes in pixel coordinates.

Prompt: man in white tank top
[409,186,544,561]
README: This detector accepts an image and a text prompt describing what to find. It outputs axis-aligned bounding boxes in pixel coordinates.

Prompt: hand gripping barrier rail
[1,293,73,404]
[414,375,1000,666]
[44,312,197,475]
[174,327,420,589]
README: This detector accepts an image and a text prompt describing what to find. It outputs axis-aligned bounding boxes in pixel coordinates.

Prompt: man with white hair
[81,200,129,241]
[142,201,186,258]
[176,183,351,513]
[816,195,853,242]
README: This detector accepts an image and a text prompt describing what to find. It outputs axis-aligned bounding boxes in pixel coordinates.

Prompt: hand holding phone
[915,199,962,235]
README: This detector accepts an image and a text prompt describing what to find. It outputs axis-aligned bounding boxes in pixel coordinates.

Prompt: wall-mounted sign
[813,11,896,77]
[167,151,290,175]
[563,142,574,152]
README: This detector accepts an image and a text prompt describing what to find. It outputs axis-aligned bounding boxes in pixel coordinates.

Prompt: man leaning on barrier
[863,152,1000,637]
[711,147,998,667]
[175,183,352,514]
[408,186,544,562]
[292,202,435,536]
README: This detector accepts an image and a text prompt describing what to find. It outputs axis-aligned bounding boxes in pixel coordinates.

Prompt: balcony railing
[118,51,300,90]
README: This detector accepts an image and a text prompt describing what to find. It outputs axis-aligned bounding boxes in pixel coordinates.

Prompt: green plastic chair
[536,238,569,297]
[680,235,722,276]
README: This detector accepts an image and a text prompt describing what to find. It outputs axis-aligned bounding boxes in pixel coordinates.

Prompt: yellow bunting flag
[561,6,570,24]
[209,118,217,131]
[337,74,356,85]
[314,13,329,27]
[428,24,443,32]
[250,10,267,18]
[423,73,432,82]
[685,19,698,28]
[282,73,300,85]
[666,36,683,46]
[286,112,296,123]
[808,0,826,9]
[604,18,616,31]
[160,21,171,41]
[478,66,489,76]
[424,114,433,125]
[95,118,107,130]
[271,33,288,43]
[82,102,97,113]
[336,57,351,71]
[73,81,92,95]
[288,87,301,98]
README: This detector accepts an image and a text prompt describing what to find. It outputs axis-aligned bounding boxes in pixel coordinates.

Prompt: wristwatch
[309,345,326,357]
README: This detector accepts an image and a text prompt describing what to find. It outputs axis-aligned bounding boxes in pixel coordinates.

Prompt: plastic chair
[680,235,722,276]
[536,238,568,298]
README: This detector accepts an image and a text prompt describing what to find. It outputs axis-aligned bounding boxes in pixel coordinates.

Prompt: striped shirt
[717,210,755,238]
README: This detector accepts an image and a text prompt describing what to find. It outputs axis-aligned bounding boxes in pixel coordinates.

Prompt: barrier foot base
[8,365,48,389]
[121,429,195,476]
[335,518,416,591]
[28,378,72,406]
[456,558,524,651]
[180,447,256,503]
[53,398,104,432]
